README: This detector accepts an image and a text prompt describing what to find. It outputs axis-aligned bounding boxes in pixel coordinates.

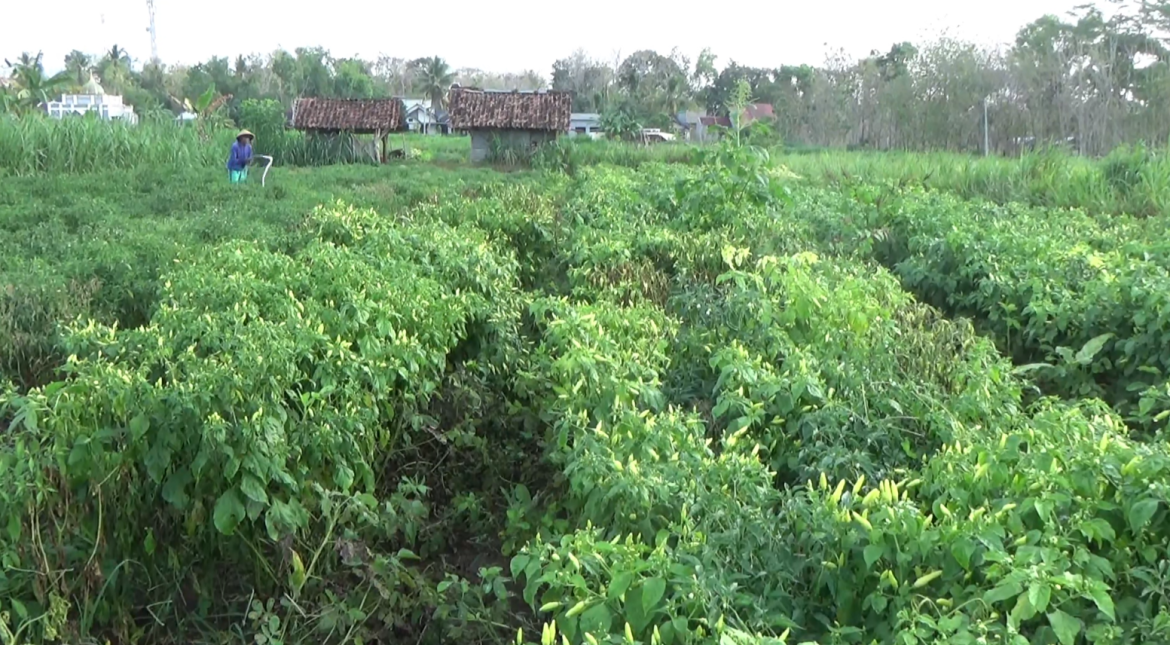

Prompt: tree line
[4,0,1169,155]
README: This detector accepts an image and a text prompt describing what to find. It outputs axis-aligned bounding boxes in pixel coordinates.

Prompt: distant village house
[403,99,451,135]
[568,113,603,139]
[677,104,774,142]
[448,86,572,162]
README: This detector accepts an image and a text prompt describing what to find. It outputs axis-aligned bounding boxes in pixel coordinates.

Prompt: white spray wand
[256,155,274,186]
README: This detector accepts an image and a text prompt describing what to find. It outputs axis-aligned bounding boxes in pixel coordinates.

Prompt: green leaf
[863,544,883,569]
[10,598,28,621]
[1028,583,1052,614]
[641,577,666,615]
[6,513,20,542]
[1012,363,1053,375]
[951,538,975,570]
[984,581,1022,605]
[1079,518,1116,545]
[1075,333,1113,364]
[510,554,530,581]
[1127,498,1159,533]
[162,468,192,510]
[240,474,269,505]
[144,444,172,484]
[608,571,634,601]
[1088,587,1116,621]
[213,489,246,535]
[523,572,542,606]
[129,413,150,441]
[356,493,377,508]
[579,602,612,637]
[1047,609,1081,645]
[1009,592,1036,629]
[334,463,355,491]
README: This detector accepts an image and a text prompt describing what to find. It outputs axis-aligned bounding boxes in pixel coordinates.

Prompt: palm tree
[414,56,455,109]
[6,53,38,72]
[104,45,131,71]
[64,50,92,87]
[97,45,131,92]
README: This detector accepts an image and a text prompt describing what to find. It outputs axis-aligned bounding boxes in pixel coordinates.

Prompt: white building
[568,112,603,139]
[403,99,450,135]
[43,76,138,124]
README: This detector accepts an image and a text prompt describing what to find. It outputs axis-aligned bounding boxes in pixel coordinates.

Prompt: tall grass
[779,144,1170,217]
[0,114,479,175]
[0,115,229,176]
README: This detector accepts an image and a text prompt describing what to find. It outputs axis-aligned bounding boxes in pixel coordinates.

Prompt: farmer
[227,130,254,184]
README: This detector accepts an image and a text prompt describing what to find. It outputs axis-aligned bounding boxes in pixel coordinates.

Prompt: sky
[5,0,1088,76]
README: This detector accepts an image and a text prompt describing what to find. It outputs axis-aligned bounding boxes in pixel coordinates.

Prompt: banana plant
[169,83,233,139]
[3,52,72,114]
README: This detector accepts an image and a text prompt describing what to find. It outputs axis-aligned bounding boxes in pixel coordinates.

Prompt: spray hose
[256,155,274,186]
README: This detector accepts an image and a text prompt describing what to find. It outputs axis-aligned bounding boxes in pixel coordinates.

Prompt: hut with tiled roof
[289,97,407,163]
[448,86,571,162]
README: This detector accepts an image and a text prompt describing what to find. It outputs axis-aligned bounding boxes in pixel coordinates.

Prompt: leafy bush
[5,133,1170,645]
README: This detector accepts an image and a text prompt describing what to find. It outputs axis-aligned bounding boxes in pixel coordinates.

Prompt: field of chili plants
[2,142,1169,645]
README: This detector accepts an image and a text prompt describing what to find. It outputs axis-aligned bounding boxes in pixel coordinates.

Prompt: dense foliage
[2,139,1170,645]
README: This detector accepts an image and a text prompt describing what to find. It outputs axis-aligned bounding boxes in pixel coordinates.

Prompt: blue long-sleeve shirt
[227,141,253,171]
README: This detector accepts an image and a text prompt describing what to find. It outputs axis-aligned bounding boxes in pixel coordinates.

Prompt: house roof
[290,97,407,133]
[744,104,774,121]
[698,104,775,129]
[448,87,571,131]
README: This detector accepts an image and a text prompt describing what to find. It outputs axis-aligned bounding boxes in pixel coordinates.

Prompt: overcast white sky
[6,0,1087,75]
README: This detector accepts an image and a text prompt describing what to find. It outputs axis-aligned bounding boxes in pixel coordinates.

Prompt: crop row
[791,185,1170,429]
[1,200,532,643]
[514,252,1170,644]
[503,158,1170,644]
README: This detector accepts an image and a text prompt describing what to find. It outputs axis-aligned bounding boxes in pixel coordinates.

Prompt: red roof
[744,104,774,121]
[699,104,774,129]
[290,97,407,133]
[448,87,572,131]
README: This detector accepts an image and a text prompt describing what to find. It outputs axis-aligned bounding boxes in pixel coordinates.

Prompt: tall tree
[692,48,718,94]
[616,49,689,117]
[334,58,377,98]
[551,49,613,111]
